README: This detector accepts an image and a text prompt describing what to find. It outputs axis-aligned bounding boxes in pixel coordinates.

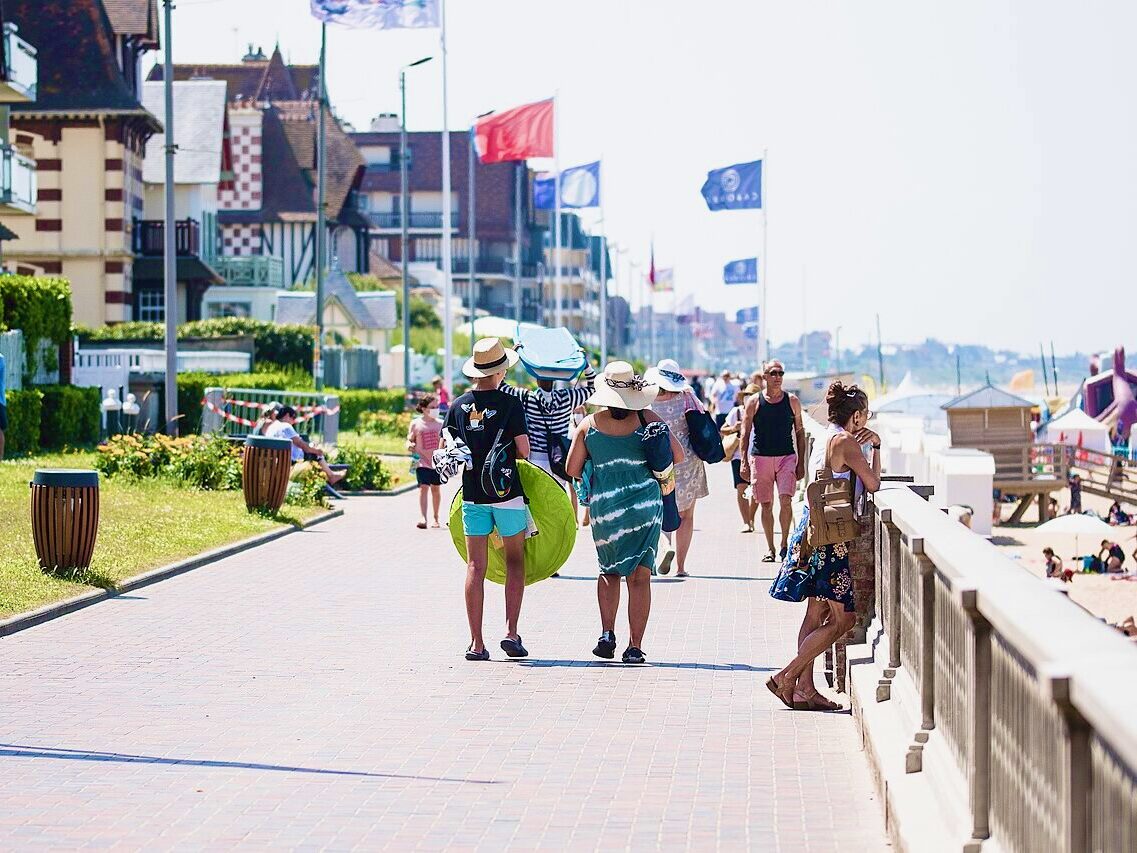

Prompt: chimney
[242,44,267,62]
[370,113,402,132]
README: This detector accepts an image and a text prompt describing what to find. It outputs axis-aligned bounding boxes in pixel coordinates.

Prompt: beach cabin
[942,383,1065,521]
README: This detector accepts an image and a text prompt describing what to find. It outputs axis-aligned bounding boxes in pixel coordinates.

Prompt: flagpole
[758,148,768,365]
[440,0,454,392]
[513,163,522,326]
[598,210,607,367]
[314,22,327,390]
[467,124,476,351]
[553,90,561,329]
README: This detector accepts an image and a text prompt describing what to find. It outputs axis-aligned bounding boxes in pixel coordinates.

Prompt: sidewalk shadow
[685,575,775,582]
[0,743,497,785]
[517,660,775,672]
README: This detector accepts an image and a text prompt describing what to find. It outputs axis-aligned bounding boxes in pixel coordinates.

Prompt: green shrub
[4,388,42,454]
[0,276,73,374]
[95,432,241,490]
[164,432,242,490]
[285,464,330,507]
[38,385,100,448]
[336,388,406,429]
[357,409,412,438]
[73,321,163,342]
[330,445,394,491]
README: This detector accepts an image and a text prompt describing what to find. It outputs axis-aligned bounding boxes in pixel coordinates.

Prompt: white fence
[0,330,22,391]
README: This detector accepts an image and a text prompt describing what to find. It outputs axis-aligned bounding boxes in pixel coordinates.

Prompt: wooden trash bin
[243,435,293,513]
[30,469,100,573]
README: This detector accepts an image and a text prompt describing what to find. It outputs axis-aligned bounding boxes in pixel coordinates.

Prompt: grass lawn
[0,452,325,619]
[337,429,409,456]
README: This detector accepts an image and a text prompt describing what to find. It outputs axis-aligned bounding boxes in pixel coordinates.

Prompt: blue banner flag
[310,0,440,29]
[736,306,759,324]
[724,258,757,284]
[701,160,762,211]
[533,161,601,210]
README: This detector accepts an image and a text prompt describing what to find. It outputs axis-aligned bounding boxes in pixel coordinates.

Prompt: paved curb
[339,482,417,497]
[0,507,344,639]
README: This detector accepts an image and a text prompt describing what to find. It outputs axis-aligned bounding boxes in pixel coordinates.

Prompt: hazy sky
[157,0,1137,354]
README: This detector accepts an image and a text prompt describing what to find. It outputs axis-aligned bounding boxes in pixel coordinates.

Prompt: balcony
[0,23,36,102]
[133,218,201,257]
[368,211,459,230]
[0,143,34,214]
[214,255,286,289]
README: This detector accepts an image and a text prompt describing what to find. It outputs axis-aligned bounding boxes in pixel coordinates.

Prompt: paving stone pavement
[0,465,888,851]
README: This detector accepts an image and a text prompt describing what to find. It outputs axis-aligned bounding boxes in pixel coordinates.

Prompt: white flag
[310,0,440,29]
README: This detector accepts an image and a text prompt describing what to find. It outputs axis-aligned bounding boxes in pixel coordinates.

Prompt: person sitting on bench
[266,406,345,485]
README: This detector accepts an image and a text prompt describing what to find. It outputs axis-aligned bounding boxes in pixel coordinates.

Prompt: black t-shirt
[443,389,528,504]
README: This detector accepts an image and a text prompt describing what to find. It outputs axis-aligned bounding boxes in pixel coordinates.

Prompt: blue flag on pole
[723,258,757,284]
[701,160,762,210]
[533,161,601,210]
[310,0,440,29]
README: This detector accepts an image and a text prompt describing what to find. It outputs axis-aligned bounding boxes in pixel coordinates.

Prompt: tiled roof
[942,383,1034,410]
[140,81,228,184]
[8,0,155,114]
[146,47,319,103]
[267,100,364,220]
[102,0,159,45]
[368,247,405,280]
[273,266,395,330]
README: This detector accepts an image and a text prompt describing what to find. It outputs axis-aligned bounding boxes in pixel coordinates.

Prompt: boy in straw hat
[442,338,532,661]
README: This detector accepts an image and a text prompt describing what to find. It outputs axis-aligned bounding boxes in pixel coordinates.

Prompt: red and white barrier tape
[200,398,341,427]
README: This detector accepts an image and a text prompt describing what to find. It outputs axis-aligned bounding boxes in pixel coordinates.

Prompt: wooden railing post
[962,588,991,848]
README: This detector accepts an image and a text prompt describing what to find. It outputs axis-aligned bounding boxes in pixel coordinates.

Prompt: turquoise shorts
[461,502,528,538]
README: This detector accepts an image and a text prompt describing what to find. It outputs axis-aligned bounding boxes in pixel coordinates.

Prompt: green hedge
[0,276,73,374]
[5,388,42,455]
[74,318,339,372]
[337,389,406,429]
[39,385,100,448]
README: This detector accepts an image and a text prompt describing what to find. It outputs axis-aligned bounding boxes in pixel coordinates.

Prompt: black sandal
[465,645,489,661]
[761,552,777,562]
[622,646,646,664]
[500,636,529,658]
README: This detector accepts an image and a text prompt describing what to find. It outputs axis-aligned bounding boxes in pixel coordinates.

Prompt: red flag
[648,242,656,287]
[474,98,554,164]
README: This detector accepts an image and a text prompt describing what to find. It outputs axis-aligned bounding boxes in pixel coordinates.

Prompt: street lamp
[835,326,843,375]
[467,108,493,350]
[400,55,432,400]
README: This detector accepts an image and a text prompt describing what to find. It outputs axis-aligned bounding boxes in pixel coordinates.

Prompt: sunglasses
[765,370,784,377]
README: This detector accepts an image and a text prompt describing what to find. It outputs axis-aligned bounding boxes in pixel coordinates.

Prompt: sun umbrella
[1035,514,1122,560]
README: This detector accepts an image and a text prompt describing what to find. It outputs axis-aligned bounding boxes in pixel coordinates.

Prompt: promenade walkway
[0,466,887,850]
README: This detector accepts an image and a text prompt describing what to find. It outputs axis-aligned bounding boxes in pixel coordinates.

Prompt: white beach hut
[1036,408,1111,454]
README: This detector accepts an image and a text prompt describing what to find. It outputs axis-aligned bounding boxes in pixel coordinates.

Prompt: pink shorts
[749,454,797,503]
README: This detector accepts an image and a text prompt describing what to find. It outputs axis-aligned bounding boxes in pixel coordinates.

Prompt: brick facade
[219,106,263,211]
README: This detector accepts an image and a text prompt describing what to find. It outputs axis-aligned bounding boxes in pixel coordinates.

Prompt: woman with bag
[645,358,710,577]
[766,381,881,711]
[565,362,684,664]
[721,384,761,532]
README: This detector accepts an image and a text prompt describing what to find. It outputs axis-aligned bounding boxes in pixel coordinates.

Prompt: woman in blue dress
[767,381,882,710]
[566,362,684,664]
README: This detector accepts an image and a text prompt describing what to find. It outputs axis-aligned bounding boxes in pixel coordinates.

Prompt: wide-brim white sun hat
[462,337,520,379]
[643,358,689,393]
[587,361,659,411]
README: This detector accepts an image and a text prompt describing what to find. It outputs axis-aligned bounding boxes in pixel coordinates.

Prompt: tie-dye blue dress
[584,426,663,577]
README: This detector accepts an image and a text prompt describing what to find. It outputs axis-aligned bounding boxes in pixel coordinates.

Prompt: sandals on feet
[761,552,777,563]
[416,521,428,530]
[465,645,489,661]
[500,636,529,658]
[765,677,794,708]
[796,691,842,711]
[622,646,646,664]
[657,550,675,576]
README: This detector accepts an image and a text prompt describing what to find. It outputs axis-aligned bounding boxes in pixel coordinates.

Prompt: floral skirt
[778,506,856,613]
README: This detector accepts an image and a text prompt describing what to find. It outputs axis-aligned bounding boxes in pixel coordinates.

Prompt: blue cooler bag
[515,326,587,382]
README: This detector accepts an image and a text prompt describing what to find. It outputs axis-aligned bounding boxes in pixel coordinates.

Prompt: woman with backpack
[645,358,709,577]
[766,381,881,711]
[566,361,684,664]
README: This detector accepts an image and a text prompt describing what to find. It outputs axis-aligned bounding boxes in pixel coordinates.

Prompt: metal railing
[1,22,36,101]
[74,348,250,381]
[869,485,1137,852]
[201,387,339,444]
[133,218,201,256]
[0,143,35,213]
[368,211,459,229]
[214,255,286,288]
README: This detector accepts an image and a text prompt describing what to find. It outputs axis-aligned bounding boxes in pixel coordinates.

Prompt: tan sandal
[765,677,794,709]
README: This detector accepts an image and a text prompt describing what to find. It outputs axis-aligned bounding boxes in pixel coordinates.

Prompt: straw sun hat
[462,337,519,379]
[587,361,659,411]
[643,358,689,393]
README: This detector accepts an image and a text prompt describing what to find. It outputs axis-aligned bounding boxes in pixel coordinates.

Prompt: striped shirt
[500,373,596,454]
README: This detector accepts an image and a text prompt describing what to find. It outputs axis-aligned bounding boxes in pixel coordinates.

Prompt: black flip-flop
[465,645,489,661]
[761,552,777,562]
[500,636,529,658]
[779,546,788,560]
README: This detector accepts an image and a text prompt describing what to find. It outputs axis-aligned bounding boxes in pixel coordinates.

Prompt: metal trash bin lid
[245,435,294,451]
[32,469,99,488]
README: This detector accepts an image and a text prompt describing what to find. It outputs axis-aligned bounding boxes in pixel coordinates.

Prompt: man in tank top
[739,360,806,562]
